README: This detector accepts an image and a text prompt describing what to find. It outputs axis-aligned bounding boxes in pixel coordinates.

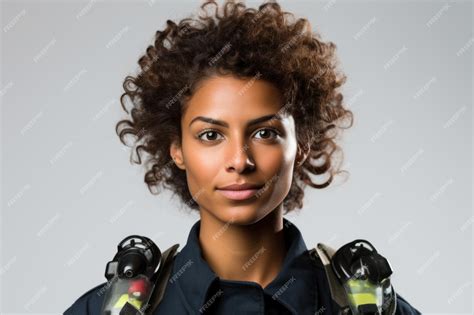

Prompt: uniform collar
[171,217,319,314]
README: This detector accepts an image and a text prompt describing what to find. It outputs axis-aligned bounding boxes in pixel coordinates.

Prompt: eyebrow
[189,114,283,128]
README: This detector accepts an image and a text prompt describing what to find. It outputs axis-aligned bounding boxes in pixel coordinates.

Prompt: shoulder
[63,244,181,315]
[63,282,108,315]
[395,292,422,315]
[307,249,421,315]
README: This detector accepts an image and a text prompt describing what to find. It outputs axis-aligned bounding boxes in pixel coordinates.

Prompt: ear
[170,138,186,170]
[295,143,310,168]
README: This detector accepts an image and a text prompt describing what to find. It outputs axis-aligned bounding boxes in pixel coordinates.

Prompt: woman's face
[170,74,300,225]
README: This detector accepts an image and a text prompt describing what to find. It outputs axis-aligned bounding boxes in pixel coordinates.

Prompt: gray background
[1,0,472,314]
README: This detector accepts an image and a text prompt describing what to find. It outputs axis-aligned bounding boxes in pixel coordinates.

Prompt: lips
[217,188,261,200]
[217,183,263,190]
[216,182,264,201]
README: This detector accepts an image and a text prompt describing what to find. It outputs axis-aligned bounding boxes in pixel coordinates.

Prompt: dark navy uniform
[64,218,422,314]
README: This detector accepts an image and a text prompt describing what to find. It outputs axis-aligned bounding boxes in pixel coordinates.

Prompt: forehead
[183,75,285,124]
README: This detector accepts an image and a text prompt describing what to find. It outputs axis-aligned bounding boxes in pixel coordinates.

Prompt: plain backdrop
[1,0,472,314]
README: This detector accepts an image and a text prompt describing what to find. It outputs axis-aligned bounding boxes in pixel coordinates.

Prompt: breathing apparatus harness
[100,236,396,315]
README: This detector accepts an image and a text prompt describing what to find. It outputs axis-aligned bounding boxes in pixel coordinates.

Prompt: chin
[213,203,270,226]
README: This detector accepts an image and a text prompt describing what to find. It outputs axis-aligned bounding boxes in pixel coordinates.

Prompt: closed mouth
[216,187,263,200]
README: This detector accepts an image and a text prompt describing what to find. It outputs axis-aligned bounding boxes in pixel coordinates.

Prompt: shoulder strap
[145,243,180,314]
[309,243,352,314]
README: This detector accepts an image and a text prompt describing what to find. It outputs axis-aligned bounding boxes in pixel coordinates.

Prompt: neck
[198,207,286,289]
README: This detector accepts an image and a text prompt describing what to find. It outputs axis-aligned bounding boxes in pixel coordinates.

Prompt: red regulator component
[128,278,151,299]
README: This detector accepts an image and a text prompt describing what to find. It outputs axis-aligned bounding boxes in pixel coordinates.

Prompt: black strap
[145,244,180,314]
[120,301,142,315]
[309,248,351,315]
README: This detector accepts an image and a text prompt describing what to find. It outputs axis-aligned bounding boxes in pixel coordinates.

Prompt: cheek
[255,147,284,175]
[254,140,296,176]
[255,146,295,193]
[256,138,297,195]
[180,138,221,195]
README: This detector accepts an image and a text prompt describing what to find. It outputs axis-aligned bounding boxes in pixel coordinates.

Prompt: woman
[64,0,421,314]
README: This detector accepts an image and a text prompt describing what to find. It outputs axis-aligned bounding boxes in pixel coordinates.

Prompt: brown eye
[198,130,223,142]
[254,128,279,140]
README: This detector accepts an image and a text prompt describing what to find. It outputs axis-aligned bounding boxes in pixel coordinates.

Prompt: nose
[225,141,256,174]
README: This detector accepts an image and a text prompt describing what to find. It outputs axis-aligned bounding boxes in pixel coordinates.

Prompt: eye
[197,128,280,143]
[197,130,224,142]
[254,128,280,140]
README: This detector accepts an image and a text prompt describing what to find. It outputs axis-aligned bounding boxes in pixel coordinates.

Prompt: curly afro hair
[116,0,353,214]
